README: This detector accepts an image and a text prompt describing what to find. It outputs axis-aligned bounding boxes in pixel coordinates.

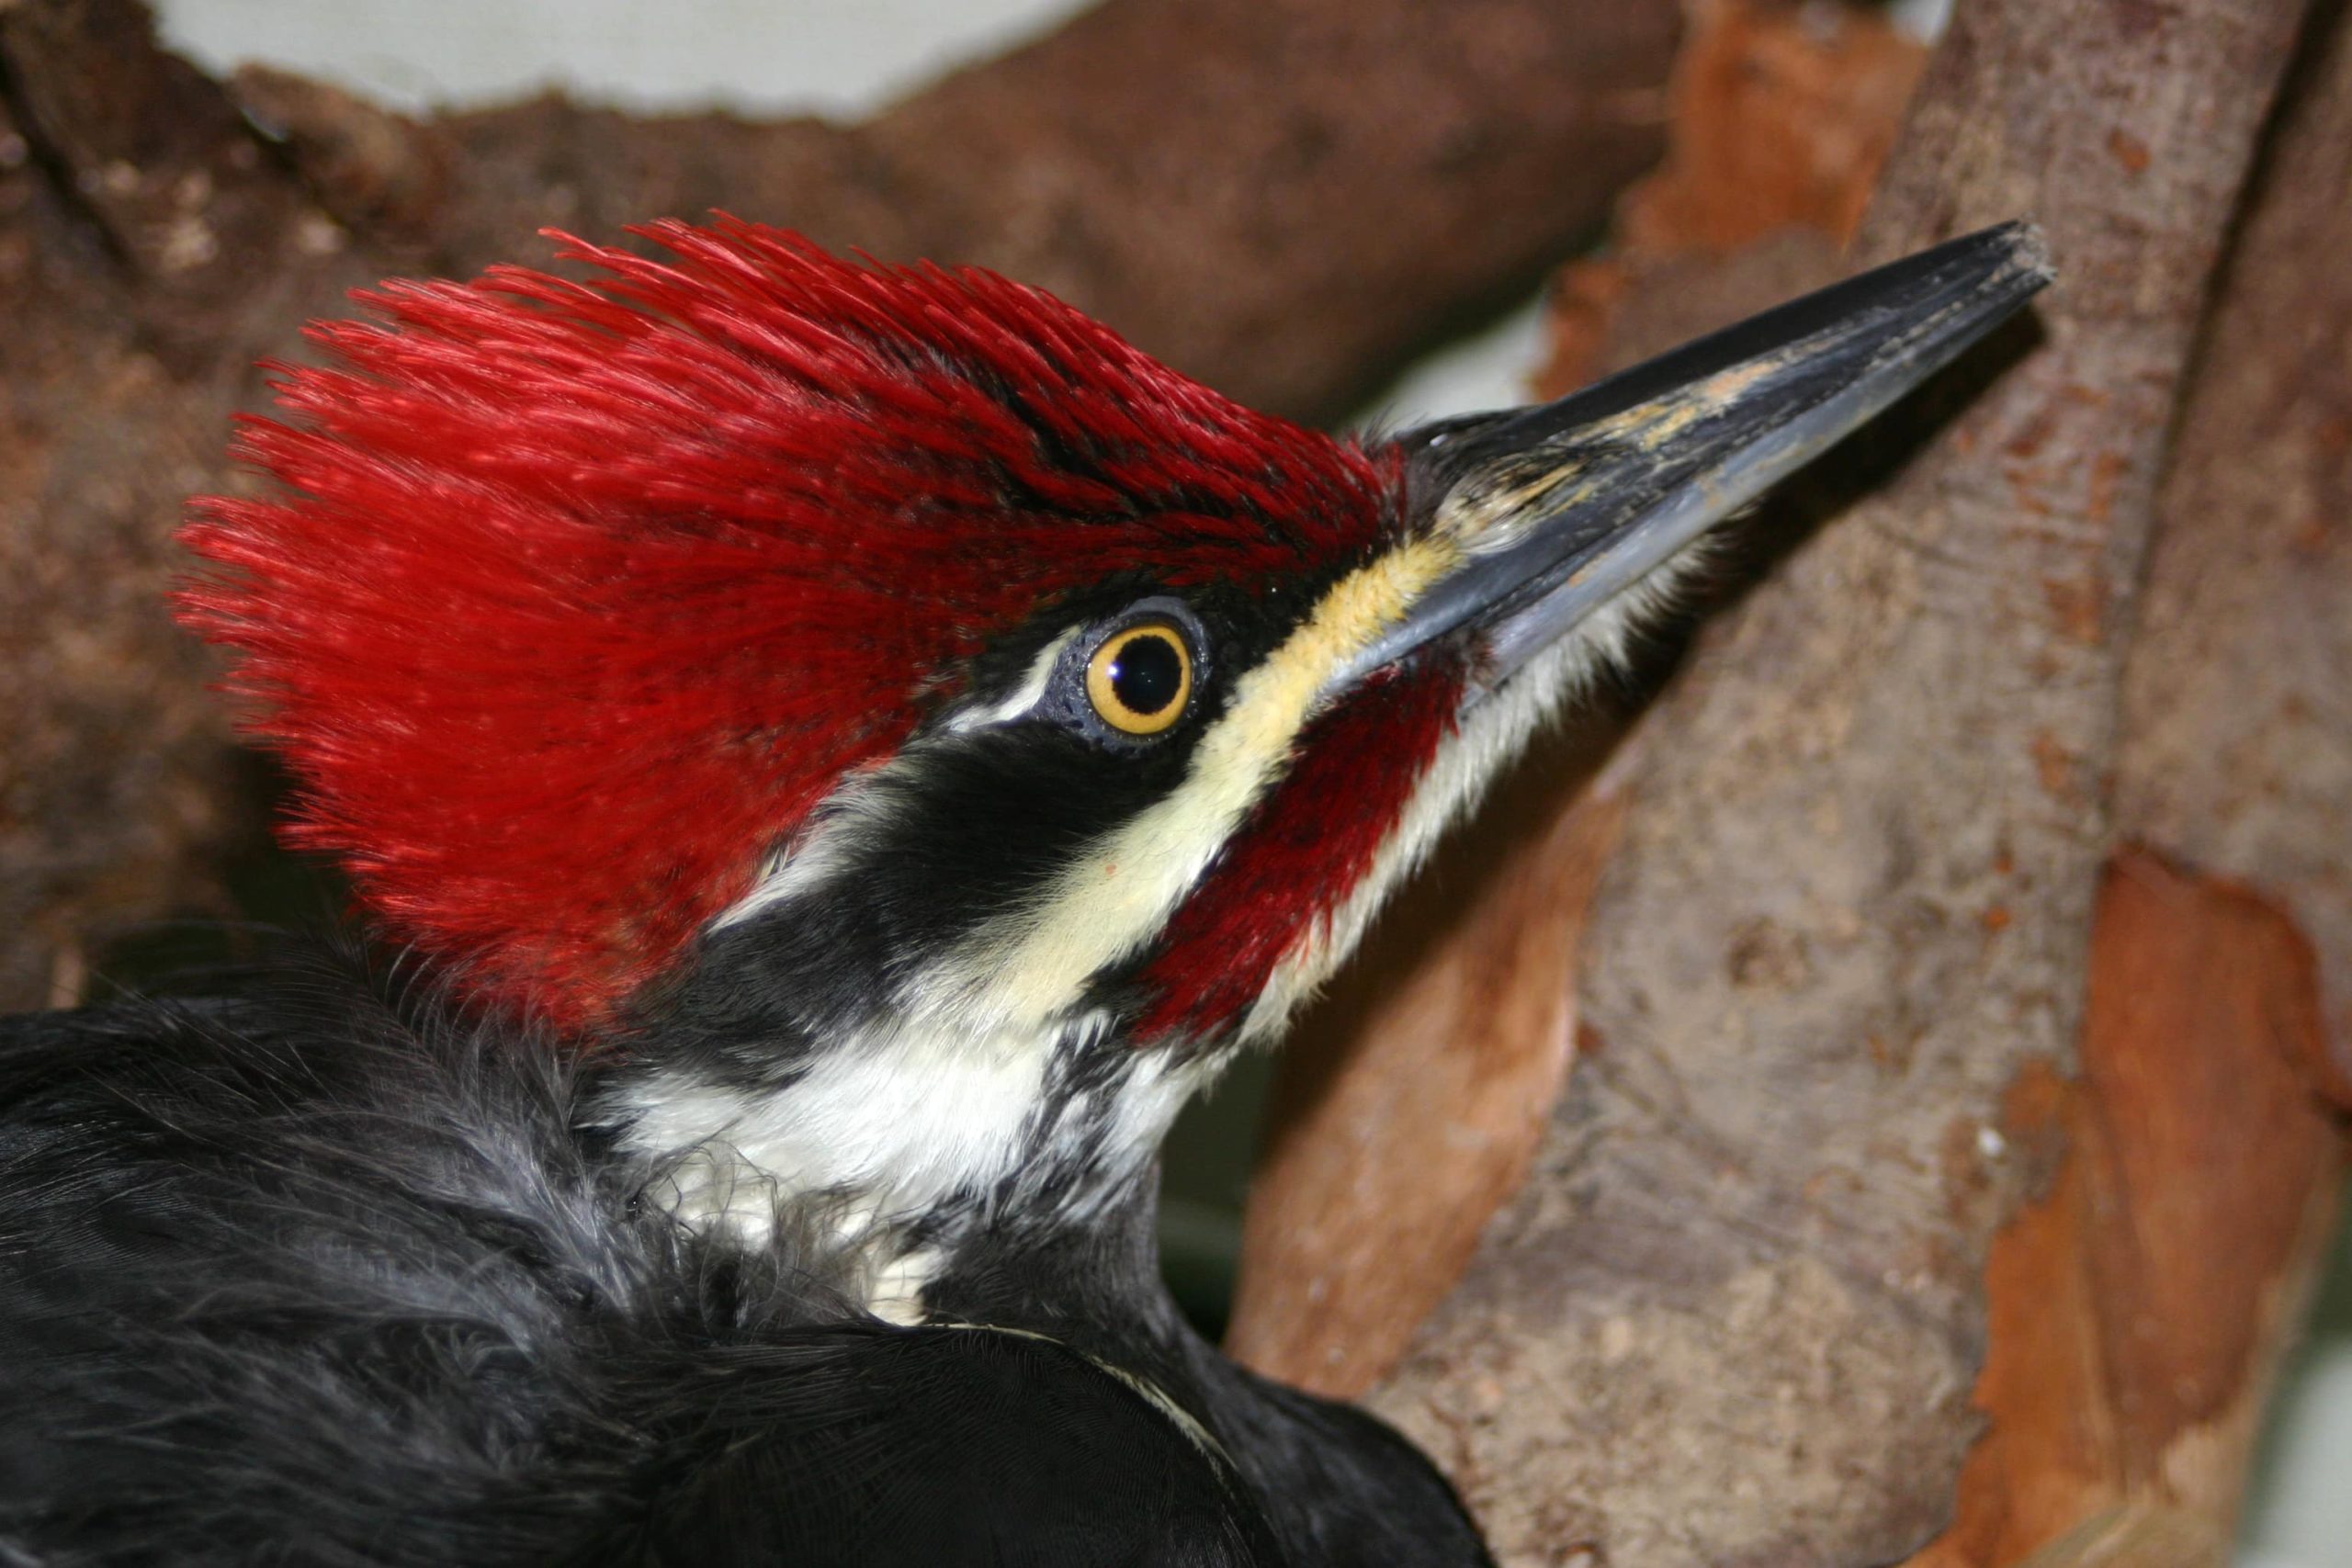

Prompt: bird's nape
[1,216,2048,1566]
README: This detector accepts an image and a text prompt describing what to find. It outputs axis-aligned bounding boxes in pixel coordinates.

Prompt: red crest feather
[180,217,1394,1031]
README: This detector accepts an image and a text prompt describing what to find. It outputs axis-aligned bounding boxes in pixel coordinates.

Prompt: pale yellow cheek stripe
[923,531,1464,1031]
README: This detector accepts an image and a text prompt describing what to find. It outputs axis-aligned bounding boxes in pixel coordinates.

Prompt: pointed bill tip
[1341,221,2052,693]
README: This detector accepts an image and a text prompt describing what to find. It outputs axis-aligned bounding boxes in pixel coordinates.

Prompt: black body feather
[0,952,1486,1565]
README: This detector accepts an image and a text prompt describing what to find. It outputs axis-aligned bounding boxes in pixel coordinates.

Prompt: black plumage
[0,949,1486,1565]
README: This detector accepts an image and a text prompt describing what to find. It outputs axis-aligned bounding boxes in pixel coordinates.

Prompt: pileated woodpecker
[0,218,2044,1565]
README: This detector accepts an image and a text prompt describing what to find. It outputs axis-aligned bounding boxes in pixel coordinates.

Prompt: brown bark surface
[1349,2,2318,1563]
[1903,12,2352,1562]
[1228,0,1925,1406]
[1540,0,1926,398]
[1227,721,1627,1396]
[2112,1,2352,1092]
[1906,854,2344,1568]
[1238,1,2352,1559]
[0,0,1678,1011]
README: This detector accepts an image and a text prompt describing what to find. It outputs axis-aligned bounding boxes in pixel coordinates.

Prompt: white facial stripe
[920,534,1464,1032]
[616,1008,1208,1314]
[948,625,1080,734]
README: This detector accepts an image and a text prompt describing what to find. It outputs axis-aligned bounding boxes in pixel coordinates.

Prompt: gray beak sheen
[1346,220,2054,691]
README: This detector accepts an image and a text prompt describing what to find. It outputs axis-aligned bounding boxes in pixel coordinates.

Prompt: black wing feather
[0,958,1272,1566]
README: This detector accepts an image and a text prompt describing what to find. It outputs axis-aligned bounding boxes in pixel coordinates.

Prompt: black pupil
[1110,633,1183,716]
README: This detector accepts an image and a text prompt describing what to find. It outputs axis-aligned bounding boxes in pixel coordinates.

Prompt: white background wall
[150,6,2352,1562]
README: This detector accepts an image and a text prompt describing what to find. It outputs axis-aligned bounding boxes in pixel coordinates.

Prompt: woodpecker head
[182,217,2045,1274]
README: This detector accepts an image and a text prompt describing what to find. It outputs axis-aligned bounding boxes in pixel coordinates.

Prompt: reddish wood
[1907,14,2352,1560]
[1227,737,1625,1396]
[1362,0,2315,1561]
[1540,0,1926,396]
[2112,1,2352,1096]
[1907,852,2346,1568]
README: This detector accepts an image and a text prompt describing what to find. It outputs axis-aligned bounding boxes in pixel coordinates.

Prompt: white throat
[609,1011,1204,1321]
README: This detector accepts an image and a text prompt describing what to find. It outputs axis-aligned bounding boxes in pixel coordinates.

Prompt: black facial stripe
[656,722,1193,1061]
[860,728,1195,976]
[639,558,1372,1084]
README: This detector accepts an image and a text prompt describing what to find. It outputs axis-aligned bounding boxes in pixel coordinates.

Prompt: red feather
[1134,660,1464,1043]
[179,217,1395,1032]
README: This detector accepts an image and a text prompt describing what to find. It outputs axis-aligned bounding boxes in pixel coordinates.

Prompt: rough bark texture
[1228,0,1921,1406]
[427,0,1680,424]
[1227,716,1628,1396]
[0,0,1678,1012]
[1356,2,2317,1564]
[1908,855,2345,1568]
[1539,0,1925,398]
[1905,11,2352,1562]
[2111,0,2352,1091]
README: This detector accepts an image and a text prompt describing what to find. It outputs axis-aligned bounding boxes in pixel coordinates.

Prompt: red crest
[181,218,1395,1031]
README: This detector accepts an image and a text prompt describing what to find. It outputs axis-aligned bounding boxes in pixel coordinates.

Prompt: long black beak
[1340,221,2052,692]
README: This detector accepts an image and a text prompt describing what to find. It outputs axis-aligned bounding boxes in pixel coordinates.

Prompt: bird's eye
[1084,621,1194,737]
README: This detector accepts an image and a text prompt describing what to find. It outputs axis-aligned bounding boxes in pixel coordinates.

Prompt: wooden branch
[0,0,1679,1010]
[1538,0,1925,396]
[1306,0,2318,1562]
[422,0,1682,423]
[1241,5,2352,1561]
[1905,10,2352,1560]
[1907,854,2344,1568]
[1227,716,1628,1396]
[1228,0,1919,1404]
[2109,1,2352,1099]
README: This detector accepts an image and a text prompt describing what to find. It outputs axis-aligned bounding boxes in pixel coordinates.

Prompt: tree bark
[1909,7,2352,1559]
[0,0,1678,1011]
[1234,1,2326,1563]
[1230,0,1919,1405]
